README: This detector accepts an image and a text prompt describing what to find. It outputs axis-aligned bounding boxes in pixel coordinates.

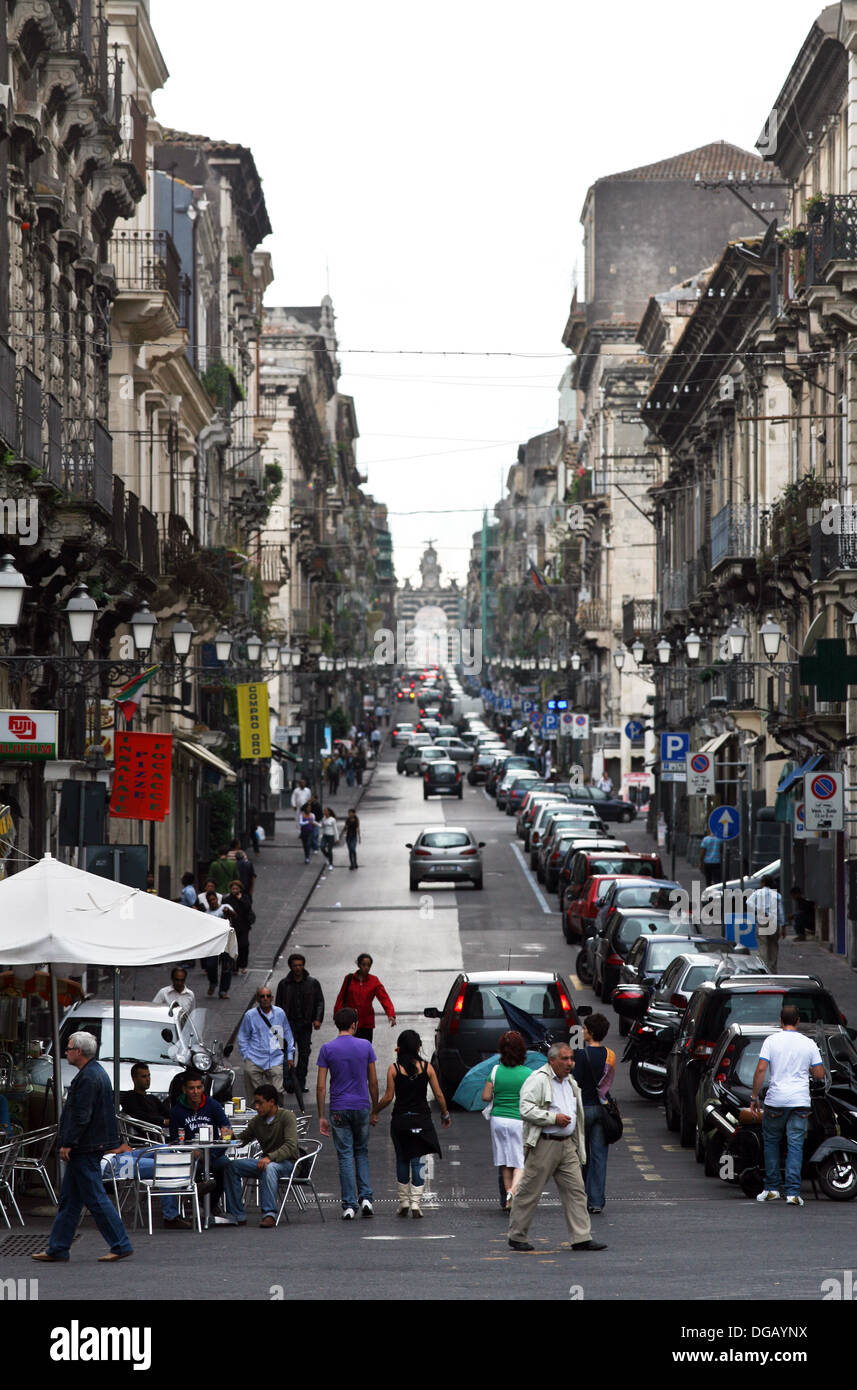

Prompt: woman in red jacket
[334,953,397,1043]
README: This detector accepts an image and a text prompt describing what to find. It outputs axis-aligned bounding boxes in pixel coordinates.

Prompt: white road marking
[363,1234,456,1240]
[510,842,555,915]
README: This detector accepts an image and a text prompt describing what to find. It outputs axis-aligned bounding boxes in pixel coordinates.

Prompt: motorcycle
[709,1079,857,1201]
[620,1011,681,1100]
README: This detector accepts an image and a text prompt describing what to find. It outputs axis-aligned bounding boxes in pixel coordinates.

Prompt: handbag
[581,1048,623,1146]
[482,1065,498,1122]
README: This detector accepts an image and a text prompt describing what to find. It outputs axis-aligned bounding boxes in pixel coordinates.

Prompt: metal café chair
[11,1125,58,1205]
[135,1148,202,1235]
[274,1140,325,1226]
[0,1136,24,1227]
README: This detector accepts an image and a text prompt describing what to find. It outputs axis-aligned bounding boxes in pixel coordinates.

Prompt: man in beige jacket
[508,1042,607,1252]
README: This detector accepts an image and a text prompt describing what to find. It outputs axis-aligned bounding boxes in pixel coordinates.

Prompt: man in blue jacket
[33,1031,133,1263]
[237,986,295,1102]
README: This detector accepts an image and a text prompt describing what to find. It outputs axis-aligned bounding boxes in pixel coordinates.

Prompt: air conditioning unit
[593,727,621,750]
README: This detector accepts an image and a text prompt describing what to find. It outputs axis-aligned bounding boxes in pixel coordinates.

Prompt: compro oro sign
[0,709,58,759]
[804,770,843,831]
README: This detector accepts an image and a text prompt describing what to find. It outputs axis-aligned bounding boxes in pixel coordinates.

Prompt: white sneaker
[342,1207,356,1220]
[785,1195,804,1206]
[360,1199,374,1218]
[756,1189,781,1202]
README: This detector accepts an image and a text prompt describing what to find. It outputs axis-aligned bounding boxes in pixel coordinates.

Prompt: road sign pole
[671,781,676,882]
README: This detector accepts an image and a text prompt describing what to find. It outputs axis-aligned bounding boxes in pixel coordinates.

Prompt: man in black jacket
[33,1031,133,1263]
[275,954,325,1095]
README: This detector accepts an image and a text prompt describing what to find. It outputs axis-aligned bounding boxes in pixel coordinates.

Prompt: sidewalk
[107,766,378,1053]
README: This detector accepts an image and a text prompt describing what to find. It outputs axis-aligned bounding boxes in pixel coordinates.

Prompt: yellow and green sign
[236,683,272,760]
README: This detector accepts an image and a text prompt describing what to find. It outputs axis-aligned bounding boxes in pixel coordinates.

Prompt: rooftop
[598,140,771,184]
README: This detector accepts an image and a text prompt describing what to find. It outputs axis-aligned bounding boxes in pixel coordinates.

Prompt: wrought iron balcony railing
[806,194,857,287]
[710,502,761,568]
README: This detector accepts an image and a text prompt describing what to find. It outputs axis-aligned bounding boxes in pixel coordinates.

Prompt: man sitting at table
[119,1062,170,1127]
[219,1084,300,1227]
[168,1070,237,1226]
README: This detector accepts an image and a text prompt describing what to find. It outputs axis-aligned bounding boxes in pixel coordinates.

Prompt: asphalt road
[6,745,857,1329]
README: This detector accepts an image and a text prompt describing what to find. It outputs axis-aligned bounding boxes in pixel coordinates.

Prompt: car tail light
[755,989,786,994]
[532,831,540,844]
[692,1040,716,1059]
[606,953,623,967]
[449,987,467,1034]
[669,993,688,1009]
[551,850,561,863]
[413,849,432,858]
[424,773,430,782]
[460,847,477,857]
[557,989,572,1018]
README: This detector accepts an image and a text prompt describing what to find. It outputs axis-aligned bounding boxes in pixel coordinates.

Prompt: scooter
[710,1081,857,1201]
[620,1013,680,1100]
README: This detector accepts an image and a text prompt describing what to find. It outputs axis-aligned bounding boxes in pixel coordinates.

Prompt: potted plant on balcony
[806,193,827,224]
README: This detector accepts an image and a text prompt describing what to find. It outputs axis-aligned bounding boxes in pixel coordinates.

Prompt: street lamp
[726,618,748,661]
[613,647,626,673]
[759,614,784,663]
[684,629,702,663]
[64,581,98,650]
[244,632,263,664]
[655,635,671,665]
[170,612,195,660]
[0,554,26,628]
[631,637,645,666]
[214,627,233,663]
[570,651,582,672]
[263,637,280,668]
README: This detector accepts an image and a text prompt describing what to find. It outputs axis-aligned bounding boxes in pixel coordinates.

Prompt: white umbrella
[0,854,237,1115]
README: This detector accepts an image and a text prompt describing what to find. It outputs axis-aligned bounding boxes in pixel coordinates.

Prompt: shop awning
[776,752,823,795]
[271,746,299,764]
[175,738,237,782]
[699,731,733,755]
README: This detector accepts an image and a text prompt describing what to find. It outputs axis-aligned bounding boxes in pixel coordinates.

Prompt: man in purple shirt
[317,1007,379,1219]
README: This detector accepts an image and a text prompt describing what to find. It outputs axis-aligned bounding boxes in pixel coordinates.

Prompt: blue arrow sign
[709,805,740,841]
[625,719,644,742]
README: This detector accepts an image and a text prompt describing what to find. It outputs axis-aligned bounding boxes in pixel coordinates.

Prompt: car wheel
[703,1134,723,1178]
[529,852,538,871]
[694,1125,705,1164]
[621,808,634,823]
[562,917,572,944]
[679,1092,696,1148]
[473,875,483,890]
[576,948,593,985]
[664,1087,680,1132]
[618,1015,631,1038]
[397,766,404,775]
[423,790,429,800]
[816,1153,857,1201]
[457,788,463,799]
[409,876,420,892]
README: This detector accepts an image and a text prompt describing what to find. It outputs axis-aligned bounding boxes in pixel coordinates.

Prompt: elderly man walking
[237,987,296,1102]
[508,1042,607,1253]
[747,874,785,972]
[33,1031,133,1263]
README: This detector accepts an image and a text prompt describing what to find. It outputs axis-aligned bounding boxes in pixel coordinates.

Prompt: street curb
[224,759,379,1048]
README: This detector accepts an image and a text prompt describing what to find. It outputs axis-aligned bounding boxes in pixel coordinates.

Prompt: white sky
[150,0,821,587]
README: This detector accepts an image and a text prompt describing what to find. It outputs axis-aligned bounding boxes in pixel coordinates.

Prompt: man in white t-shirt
[290,778,312,827]
[152,967,196,1014]
[750,1005,825,1206]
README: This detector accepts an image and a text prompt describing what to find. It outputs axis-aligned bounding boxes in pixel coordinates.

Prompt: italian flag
[113,665,161,722]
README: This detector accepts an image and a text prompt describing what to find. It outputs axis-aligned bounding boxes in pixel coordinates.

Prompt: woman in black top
[223,879,253,973]
[572,1012,613,1216]
[374,1030,451,1218]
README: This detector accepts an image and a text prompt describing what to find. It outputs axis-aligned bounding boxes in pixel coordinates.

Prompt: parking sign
[660,731,689,783]
[805,771,843,831]
[686,751,714,796]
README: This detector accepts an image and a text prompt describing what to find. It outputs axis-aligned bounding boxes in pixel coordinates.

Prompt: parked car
[565,784,636,823]
[700,857,781,903]
[563,873,628,944]
[524,796,574,853]
[392,721,416,747]
[487,755,538,797]
[497,771,544,812]
[468,750,500,784]
[541,830,602,894]
[423,970,589,1099]
[396,737,433,773]
[407,825,485,892]
[54,999,235,1102]
[613,941,763,1036]
[592,908,690,1002]
[424,758,463,800]
[434,737,475,763]
[593,877,681,935]
[664,973,846,1147]
[564,848,664,898]
[535,813,611,877]
[398,743,448,776]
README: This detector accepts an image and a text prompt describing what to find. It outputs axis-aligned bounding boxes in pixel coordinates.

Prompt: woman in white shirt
[320,808,339,867]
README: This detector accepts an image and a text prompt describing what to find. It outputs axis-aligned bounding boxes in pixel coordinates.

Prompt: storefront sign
[0,708,58,759]
[0,803,14,881]
[110,732,173,821]
[236,682,271,759]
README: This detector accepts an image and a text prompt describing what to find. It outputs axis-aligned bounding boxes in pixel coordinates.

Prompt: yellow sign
[236,683,272,759]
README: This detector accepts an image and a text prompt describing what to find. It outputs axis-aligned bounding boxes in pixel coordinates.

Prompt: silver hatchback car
[406,825,485,891]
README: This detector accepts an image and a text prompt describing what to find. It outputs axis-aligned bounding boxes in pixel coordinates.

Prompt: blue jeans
[220,1156,295,1218]
[47,1153,133,1258]
[763,1106,809,1197]
[582,1105,608,1208]
[395,1153,424,1184]
[330,1109,372,1209]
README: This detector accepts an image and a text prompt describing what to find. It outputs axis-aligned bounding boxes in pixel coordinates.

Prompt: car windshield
[590,858,656,876]
[463,983,565,1019]
[645,942,699,973]
[711,990,840,1034]
[680,964,721,993]
[616,916,677,945]
[615,885,676,909]
[421,832,471,848]
[59,1018,176,1062]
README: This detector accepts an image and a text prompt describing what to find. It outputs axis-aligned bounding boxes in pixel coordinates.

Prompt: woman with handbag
[573,1013,617,1215]
[481,1030,530,1212]
[374,1030,450,1217]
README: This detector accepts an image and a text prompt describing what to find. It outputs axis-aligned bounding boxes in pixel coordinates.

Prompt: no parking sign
[572,713,589,739]
[560,712,575,732]
[804,771,843,831]
[686,750,714,796]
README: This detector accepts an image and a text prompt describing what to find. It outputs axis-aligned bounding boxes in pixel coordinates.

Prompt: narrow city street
[13,745,857,1310]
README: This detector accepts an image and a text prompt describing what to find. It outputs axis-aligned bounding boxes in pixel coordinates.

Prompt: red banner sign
[110,732,173,822]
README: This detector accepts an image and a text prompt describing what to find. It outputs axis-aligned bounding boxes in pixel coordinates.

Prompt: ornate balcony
[711,502,761,569]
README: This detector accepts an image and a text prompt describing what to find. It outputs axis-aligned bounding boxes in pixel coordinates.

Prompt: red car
[558,849,664,913]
